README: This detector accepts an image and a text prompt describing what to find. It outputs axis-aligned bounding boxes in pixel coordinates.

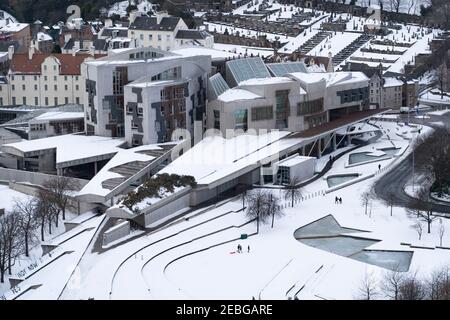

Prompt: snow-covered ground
[15,120,446,300]
[213,43,274,58]
[340,0,430,16]
[107,0,157,17]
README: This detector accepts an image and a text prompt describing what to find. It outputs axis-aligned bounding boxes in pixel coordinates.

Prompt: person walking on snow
[248,245,250,253]
[378,164,381,171]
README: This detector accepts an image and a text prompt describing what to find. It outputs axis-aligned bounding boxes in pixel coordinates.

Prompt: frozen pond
[294,215,364,238]
[326,174,359,188]
[294,215,413,271]
[300,236,378,257]
[351,250,413,272]
[348,148,400,165]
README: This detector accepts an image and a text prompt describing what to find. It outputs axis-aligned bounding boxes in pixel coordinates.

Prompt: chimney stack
[8,45,14,60]
[28,45,35,60]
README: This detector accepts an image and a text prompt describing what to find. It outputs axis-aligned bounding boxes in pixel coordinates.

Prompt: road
[373,110,450,215]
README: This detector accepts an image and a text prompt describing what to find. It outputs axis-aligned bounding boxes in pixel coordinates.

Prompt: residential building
[0,46,104,107]
[383,78,403,109]
[0,22,31,53]
[128,12,213,51]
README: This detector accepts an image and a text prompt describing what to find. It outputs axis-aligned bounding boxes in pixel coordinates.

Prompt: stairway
[332,34,373,66]
[296,31,332,55]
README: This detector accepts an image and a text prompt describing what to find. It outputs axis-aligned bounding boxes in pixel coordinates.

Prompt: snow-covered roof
[289,72,368,87]
[238,76,293,86]
[217,88,262,102]
[37,32,52,41]
[0,22,28,32]
[383,77,403,88]
[172,46,239,60]
[78,142,178,198]
[31,111,84,122]
[277,155,315,168]
[160,131,303,187]
[3,134,125,165]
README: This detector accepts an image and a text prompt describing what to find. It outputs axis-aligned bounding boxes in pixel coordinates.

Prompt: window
[22,75,25,81]
[275,90,289,129]
[34,84,38,90]
[234,110,248,131]
[54,76,57,81]
[65,97,69,104]
[44,65,47,71]
[54,97,58,105]
[44,76,47,81]
[12,97,16,105]
[148,34,153,41]
[75,76,78,81]
[113,67,128,95]
[35,97,38,105]
[64,76,68,81]
[251,106,273,121]
[22,97,26,105]
[137,107,143,115]
[65,84,68,91]
[131,121,138,129]
[75,85,79,91]
[34,76,37,81]
[12,84,15,91]
[22,84,25,90]
[75,97,80,104]
[53,65,56,71]
[140,34,144,40]
[45,85,48,91]
[297,98,324,116]
[45,97,48,105]
[0,97,2,106]
[11,75,14,81]
[213,110,220,129]
[158,34,162,41]
[54,85,57,91]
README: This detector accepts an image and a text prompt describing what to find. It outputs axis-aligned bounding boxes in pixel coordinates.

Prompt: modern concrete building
[82,47,211,144]
[209,57,370,136]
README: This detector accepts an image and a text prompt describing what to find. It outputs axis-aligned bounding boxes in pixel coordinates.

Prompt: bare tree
[380,268,406,300]
[389,0,402,13]
[282,177,302,208]
[246,190,267,234]
[427,265,450,300]
[357,269,379,300]
[35,195,55,242]
[398,271,426,300]
[13,198,38,257]
[414,128,450,196]
[412,222,423,240]
[246,190,283,232]
[439,223,445,247]
[437,62,448,99]
[42,176,79,222]
[267,193,283,229]
[361,191,372,216]
[0,214,22,282]
[384,192,395,216]
[410,187,438,234]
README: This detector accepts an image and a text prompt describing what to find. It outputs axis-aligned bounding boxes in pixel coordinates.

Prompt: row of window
[9,96,80,106]
[297,98,324,116]
[151,67,181,82]
[251,106,273,121]
[11,84,80,91]
[30,123,47,131]
[10,75,79,81]
[137,33,171,42]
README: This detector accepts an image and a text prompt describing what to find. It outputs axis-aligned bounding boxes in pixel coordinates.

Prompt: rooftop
[3,134,126,166]
[217,88,262,103]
